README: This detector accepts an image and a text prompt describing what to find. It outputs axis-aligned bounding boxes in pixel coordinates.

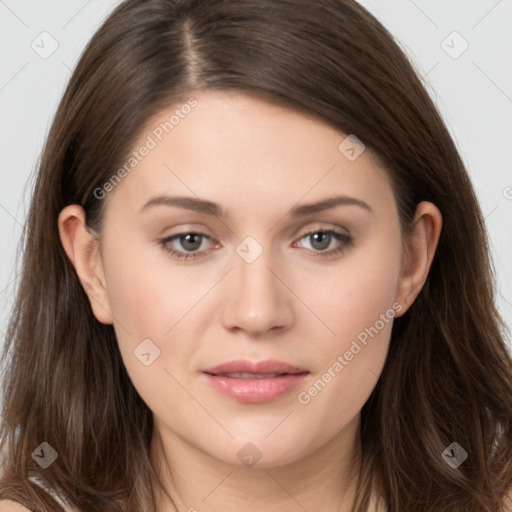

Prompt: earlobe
[57,205,113,324]
[394,201,442,316]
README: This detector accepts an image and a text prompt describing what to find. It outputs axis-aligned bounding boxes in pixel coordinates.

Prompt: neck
[150,415,363,512]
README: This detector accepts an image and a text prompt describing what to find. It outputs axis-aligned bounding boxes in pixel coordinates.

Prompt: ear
[394,201,442,317]
[57,205,113,324]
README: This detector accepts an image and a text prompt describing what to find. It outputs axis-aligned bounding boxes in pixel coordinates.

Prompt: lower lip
[203,372,309,403]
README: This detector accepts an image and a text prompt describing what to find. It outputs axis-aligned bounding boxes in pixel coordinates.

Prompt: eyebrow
[139,194,373,217]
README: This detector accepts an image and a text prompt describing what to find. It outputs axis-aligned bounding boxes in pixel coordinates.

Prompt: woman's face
[70,90,431,468]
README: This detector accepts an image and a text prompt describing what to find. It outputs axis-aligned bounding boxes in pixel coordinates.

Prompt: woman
[1,0,511,511]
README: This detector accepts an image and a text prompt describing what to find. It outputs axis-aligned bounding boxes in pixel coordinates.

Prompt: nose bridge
[221,237,294,335]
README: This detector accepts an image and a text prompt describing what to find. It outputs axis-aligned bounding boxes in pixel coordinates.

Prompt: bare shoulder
[0,500,32,512]
[506,487,512,512]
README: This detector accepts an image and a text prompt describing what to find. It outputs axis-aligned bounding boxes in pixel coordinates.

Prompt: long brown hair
[1,0,511,510]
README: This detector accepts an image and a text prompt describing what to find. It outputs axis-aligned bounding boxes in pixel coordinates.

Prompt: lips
[203,359,308,376]
[217,372,284,379]
[202,359,309,403]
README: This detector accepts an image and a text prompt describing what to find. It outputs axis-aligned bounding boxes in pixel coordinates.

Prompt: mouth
[202,359,309,403]
[206,372,296,379]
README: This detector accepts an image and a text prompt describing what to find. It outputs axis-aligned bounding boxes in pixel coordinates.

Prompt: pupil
[181,233,202,251]
[311,232,330,250]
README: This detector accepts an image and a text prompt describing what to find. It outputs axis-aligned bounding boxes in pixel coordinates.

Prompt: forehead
[106,90,395,219]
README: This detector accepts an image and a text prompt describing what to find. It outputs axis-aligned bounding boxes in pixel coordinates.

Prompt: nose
[221,247,295,337]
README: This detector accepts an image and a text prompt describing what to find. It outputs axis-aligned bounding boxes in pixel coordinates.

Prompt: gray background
[1,0,511,350]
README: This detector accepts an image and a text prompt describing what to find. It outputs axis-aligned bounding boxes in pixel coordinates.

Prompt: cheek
[305,227,402,346]
[102,244,201,419]
[102,231,200,338]
[104,250,165,336]
[100,237,195,375]
[293,230,401,417]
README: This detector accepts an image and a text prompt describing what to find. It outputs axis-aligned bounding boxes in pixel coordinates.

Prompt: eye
[159,228,353,261]
[159,232,215,260]
[293,229,353,257]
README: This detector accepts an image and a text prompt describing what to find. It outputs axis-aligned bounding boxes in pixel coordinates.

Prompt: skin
[57,90,442,512]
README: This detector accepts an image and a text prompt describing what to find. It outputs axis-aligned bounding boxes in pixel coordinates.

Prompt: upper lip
[203,359,308,375]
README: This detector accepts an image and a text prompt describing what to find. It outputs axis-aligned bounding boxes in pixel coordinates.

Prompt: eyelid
[292,221,350,238]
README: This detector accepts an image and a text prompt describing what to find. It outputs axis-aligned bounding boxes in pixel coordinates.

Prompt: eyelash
[158,229,353,261]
